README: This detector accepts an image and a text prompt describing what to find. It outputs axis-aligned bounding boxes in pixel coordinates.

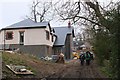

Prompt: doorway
[19,32,24,45]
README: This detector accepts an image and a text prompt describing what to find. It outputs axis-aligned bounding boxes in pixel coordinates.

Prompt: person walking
[56,53,65,63]
[85,51,91,65]
[79,52,85,66]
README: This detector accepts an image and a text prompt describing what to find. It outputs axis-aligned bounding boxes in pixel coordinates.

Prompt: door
[19,31,24,45]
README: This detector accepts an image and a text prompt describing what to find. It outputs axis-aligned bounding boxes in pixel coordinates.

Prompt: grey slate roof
[2,19,49,30]
[53,27,74,46]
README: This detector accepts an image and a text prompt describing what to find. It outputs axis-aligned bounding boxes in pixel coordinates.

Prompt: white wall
[0,30,20,44]
[0,31,3,44]
[25,28,53,46]
[25,26,55,46]
[0,26,56,47]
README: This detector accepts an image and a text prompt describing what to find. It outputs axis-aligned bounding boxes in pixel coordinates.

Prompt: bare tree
[54,0,120,78]
[54,0,119,31]
[29,0,53,22]
[32,0,39,22]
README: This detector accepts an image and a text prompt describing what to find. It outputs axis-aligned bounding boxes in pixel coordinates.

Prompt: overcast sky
[0,0,117,29]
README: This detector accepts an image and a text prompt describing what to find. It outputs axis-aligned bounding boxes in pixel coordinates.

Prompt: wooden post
[3,30,5,51]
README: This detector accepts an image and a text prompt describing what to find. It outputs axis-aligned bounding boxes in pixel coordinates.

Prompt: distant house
[73,40,84,51]
[53,27,75,59]
[0,19,74,59]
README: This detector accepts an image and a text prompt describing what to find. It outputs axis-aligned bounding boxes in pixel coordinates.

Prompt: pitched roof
[2,19,50,30]
[53,27,74,46]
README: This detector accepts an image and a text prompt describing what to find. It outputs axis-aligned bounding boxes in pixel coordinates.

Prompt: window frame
[52,35,54,42]
[6,31,13,40]
[46,31,50,40]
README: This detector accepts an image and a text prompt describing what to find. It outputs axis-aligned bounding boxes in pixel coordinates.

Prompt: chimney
[68,21,71,28]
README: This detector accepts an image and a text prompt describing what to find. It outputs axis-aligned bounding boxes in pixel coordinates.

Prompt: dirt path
[49,59,107,79]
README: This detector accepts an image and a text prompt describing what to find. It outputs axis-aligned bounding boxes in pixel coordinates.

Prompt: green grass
[2,52,41,78]
[2,52,40,65]
[99,59,112,78]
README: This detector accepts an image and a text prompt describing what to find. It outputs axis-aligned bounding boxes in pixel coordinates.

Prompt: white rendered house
[0,19,56,57]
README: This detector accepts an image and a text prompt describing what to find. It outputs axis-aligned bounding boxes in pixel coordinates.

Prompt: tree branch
[85,1,111,29]
[62,16,101,26]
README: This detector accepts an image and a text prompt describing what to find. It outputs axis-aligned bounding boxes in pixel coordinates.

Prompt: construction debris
[6,65,34,75]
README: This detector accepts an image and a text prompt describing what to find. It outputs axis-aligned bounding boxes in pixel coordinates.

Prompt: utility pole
[3,30,5,51]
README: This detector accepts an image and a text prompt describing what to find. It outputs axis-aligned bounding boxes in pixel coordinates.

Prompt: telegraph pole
[3,30,5,51]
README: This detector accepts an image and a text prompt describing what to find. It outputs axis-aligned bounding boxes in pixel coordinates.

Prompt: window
[6,32,13,40]
[52,35,54,42]
[46,31,49,40]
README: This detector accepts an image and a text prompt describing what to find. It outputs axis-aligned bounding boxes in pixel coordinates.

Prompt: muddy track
[48,59,107,79]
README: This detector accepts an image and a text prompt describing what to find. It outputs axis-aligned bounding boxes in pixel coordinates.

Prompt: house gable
[53,27,74,46]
